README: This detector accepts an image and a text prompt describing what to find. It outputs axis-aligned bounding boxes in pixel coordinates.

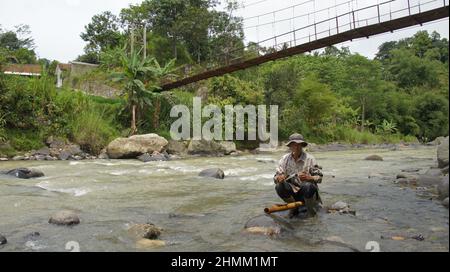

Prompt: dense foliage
[0,0,448,156]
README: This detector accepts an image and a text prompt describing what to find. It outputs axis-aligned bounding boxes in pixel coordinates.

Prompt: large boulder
[1,168,44,179]
[427,136,446,146]
[199,168,225,179]
[437,137,449,168]
[106,134,168,159]
[166,140,188,155]
[48,210,80,226]
[438,176,449,200]
[416,175,442,187]
[218,141,237,155]
[187,140,225,155]
[424,168,445,177]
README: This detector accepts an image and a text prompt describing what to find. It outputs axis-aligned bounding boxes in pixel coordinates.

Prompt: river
[0,146,448,252]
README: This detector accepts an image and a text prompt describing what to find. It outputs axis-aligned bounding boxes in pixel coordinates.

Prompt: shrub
[69,110,118,155]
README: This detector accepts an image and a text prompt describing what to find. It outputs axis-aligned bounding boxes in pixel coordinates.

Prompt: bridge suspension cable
[160,0,450,91]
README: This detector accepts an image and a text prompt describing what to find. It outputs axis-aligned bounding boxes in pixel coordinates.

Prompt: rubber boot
[304,196,317,217]
[282,196,299,218]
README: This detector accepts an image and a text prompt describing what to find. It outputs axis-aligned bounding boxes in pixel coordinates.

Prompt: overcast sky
[0,0,448,62]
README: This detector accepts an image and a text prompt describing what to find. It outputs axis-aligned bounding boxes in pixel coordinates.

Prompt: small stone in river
[49,210,80,226]
[24,232,40,240]
[331,201,348,210]
[442,197,449,208]
[128,224,161,240]
[2,168,44,179]
[396,173,408,179]
[244,215,283,236]
[411,234,425,241]
[368,173,382,179]
[401,168,420,173]
[137,152,168,162]
[245,226,280,236]
[199,168,225,179]
[0,234,7,245]
[324,236,346,244]
[137,153,152,162]
[136,239,166,249]
[365,155,383,161]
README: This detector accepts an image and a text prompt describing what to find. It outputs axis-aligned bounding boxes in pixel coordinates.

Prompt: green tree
[342,54,383,131]
[413,92,449,141]
[292,77,339,126]
[0,24,34,51]
[109,47,176,135]
[80,11,123,62]
[0,24,37,64]
[387,49,440,88]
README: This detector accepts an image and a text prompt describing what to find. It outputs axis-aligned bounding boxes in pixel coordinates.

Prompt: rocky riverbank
[0,134,448,163]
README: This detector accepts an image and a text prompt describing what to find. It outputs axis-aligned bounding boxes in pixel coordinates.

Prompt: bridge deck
[160,5,449,91]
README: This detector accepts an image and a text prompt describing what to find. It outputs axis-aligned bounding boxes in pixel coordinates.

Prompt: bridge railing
[173,0,449,82]
[251,0,448,55]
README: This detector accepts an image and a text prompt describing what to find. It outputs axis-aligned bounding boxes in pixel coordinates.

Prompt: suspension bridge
[160,0,449,91]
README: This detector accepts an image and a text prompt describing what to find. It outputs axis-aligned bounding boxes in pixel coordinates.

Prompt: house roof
[70,61,99,67]
[57,63,71,71]
[1,64,42,76]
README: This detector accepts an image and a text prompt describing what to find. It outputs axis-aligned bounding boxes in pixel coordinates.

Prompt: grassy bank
[0,74,123,156]
[0,73,435,158]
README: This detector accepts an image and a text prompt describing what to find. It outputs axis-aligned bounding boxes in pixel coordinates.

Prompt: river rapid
[0,146,448,252]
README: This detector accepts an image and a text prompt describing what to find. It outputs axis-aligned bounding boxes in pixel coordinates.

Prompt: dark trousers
[275,181,318,203]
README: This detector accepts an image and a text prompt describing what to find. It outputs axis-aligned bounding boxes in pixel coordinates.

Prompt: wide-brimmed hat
[285,133,308,147]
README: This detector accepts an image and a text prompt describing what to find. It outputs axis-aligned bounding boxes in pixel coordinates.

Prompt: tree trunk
[153,98,161,130]
[143,25,147,60]
[173,37,178,60]
[361,99,365,132]
[131,104,137,136]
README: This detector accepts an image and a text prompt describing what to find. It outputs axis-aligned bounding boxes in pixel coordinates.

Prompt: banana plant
[110,47,176,135]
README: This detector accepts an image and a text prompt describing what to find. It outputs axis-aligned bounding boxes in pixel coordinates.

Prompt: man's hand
[299,172,315,182]
[275,174,286,183]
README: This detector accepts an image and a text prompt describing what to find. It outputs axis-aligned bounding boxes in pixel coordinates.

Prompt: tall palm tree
[111,48,175,135]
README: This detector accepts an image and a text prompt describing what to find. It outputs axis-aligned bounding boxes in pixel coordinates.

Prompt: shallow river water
[0,146,448,252]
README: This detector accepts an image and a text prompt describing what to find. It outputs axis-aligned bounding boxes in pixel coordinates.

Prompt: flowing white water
[0,146,448,252]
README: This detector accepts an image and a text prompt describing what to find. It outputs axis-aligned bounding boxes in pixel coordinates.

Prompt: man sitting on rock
[273,133,323,218]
